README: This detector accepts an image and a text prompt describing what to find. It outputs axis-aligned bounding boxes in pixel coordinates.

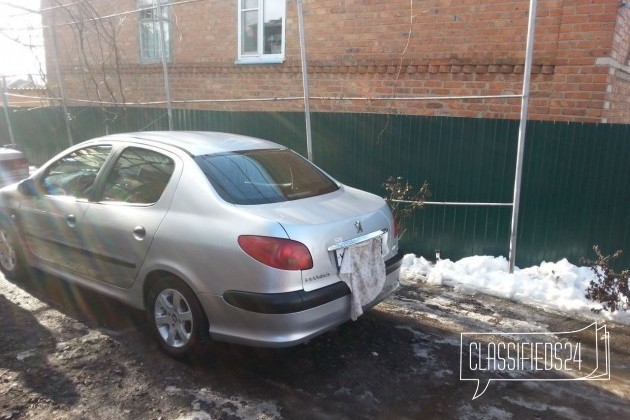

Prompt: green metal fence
[1,106,628,268]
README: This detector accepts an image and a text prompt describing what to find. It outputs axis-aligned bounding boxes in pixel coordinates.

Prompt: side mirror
[18,179,40,197]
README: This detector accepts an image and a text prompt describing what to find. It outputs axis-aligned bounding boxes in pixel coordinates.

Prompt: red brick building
[42,0,630,123]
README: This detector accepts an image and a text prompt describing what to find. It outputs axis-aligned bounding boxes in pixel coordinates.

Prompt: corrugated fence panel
[519,121,630,268]
[310,114,519,261]
[2,106,628,268]
[0,107,68,166]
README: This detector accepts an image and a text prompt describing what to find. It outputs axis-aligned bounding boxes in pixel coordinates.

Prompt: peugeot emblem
[354,220,363,234]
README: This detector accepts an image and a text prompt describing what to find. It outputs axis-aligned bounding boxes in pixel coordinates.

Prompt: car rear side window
[195,149,339,205]
[101,147,174,204]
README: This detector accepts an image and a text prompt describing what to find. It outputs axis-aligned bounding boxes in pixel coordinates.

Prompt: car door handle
[133,226,146,241]
[66,214,76,227]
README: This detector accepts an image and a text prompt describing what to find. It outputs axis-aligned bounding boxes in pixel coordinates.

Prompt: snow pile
[400,254,629,325]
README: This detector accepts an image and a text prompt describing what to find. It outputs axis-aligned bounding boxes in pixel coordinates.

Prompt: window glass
[263,0,283,54]
[42,146,112,199]
[238,0,285,62]
[195,149,339,205]
[138,0,171,63]
[242,10,258,54]
[101,147,174,204]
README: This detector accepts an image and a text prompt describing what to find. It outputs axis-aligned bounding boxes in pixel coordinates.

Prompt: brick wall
[601,4,630,123]
[42,0,630,123]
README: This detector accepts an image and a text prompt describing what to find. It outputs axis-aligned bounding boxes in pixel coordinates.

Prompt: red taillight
[238,235,313,270]
[393,218,400,239]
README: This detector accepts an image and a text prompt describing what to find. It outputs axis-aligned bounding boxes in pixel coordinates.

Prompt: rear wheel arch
[142,270,201,308]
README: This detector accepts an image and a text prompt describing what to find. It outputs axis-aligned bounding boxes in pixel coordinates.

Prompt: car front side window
[41,145,112,199]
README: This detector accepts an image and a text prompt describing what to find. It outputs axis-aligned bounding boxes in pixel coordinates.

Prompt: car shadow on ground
[6,268,147,333]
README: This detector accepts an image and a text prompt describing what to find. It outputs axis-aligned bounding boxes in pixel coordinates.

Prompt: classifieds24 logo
[460,322,610,399]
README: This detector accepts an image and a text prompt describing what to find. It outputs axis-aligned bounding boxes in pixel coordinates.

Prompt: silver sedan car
[0,132,401,358]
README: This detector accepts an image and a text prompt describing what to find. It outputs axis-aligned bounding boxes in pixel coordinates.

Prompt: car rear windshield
[195,149,339,204]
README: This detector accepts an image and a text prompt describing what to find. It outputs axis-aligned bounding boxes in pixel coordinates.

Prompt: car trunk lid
[243,186,399,292]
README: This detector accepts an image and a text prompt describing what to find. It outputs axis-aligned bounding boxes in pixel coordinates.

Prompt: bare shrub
[581,245,629,313]
[383,176,431,237]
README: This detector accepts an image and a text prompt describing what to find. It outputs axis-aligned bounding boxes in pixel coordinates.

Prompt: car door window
[41,145,112,199]
[101,147,174,204]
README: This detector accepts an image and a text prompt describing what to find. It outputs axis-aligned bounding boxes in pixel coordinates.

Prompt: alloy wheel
[153,288,194,348]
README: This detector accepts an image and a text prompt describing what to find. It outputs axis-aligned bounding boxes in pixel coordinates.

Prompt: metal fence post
[1,77,16,145]
[48,18,74,147]
[509,0,538,273]
[156,0,174,131]
[297,0,313,161]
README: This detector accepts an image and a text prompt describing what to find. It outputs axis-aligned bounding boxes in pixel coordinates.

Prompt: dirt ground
[1,270,629,419]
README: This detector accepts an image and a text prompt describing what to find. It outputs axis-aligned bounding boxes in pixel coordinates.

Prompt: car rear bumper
[199,253,403,348]
[223,252,402,314]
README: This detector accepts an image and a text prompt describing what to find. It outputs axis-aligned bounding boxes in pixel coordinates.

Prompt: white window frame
[138,0,172,64]
[237,0,286,65]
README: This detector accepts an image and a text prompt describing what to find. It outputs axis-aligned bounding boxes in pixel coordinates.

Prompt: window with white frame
[237,0,286,64]
[138,0,172,63]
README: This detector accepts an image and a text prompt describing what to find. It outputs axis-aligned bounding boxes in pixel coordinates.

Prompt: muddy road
[1,271,629,419]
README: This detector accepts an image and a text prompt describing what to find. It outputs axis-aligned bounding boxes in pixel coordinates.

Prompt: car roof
[94,131,285,156]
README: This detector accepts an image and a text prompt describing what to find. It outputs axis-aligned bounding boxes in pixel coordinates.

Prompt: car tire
[0,221,27,281]
[146,276,209,359]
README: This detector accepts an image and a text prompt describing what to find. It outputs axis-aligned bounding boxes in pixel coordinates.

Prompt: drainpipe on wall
[1,77,16,146]
[509,0,538,273]
[297,0,313,161]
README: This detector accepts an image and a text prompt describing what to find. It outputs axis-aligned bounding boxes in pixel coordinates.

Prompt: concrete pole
[509,0,538,273]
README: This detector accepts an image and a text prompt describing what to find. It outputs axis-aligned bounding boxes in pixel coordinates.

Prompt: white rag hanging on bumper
[339,237,386,321]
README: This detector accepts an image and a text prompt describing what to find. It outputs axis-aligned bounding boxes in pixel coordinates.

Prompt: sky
[0,0,44,79]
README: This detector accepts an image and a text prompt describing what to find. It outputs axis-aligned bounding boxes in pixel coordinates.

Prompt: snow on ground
[165,386,281,420]
[400,254,630,326]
